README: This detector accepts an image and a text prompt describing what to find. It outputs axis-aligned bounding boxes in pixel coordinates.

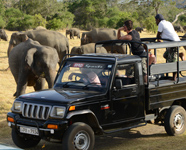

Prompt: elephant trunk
[7,44,13,57]
[45,69,56,88]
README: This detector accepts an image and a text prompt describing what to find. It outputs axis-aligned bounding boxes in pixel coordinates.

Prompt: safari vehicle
[7,39,186,150]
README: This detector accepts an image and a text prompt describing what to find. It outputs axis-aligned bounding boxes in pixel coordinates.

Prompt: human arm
[117,27,132,40]
[156,32,162,42]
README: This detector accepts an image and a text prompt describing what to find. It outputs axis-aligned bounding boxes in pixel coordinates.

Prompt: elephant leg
[34,78,46,91]
[115,46,126,54]
[16,76,28,98]
[16,68,30,97]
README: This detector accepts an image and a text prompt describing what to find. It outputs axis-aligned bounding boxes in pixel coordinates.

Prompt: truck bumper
[7,112,68,140]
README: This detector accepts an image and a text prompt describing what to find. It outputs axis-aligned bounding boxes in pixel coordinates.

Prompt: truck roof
[67,53,141,64]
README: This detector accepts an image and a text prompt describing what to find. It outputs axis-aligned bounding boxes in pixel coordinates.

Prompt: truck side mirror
[115,79,122,89]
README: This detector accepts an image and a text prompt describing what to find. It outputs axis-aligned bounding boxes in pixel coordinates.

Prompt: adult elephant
[0,29,8,41]
[9,38,59,98]
[81,28,126,54]
[7,29,69,63]
[70,43,107,55]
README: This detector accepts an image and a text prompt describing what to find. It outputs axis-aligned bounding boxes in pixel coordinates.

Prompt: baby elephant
[70,43,107,55]
[9,38,59,98]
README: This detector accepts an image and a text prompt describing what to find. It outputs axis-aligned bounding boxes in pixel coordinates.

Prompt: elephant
[33,26,46,30]
[174,25,183,33]
[135,27,143,33]
[66,29,70,38]
[9,38,59,98]
[70,43,107,55]
[81,28,126,54]
[0,29,8,41]
[69,28,80,39]
[7,29,69,64]
[66,28,80,39]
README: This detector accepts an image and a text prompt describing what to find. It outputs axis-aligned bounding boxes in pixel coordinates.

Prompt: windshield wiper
[83,82,101,89]
[63,81,84,88]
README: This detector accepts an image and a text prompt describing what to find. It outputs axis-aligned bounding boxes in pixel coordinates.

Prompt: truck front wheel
[12,128,41,149]
[164,105,186,136]
[62,122,95,150]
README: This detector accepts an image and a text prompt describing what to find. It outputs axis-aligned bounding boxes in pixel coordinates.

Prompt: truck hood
[19,88,105,104]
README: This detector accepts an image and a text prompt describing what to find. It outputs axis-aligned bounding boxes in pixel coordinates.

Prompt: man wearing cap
[155,14,185,81]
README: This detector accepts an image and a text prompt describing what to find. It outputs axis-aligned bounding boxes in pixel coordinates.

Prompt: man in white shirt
[155,14,185,80]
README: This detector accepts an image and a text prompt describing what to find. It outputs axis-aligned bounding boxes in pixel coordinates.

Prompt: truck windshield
[55,61,113,91]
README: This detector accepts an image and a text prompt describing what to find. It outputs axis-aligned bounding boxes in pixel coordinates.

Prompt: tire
[62,122,95,150]
[12,128,41,149]
[164,105,186,136]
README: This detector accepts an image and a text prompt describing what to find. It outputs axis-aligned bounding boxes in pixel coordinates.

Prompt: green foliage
[33,14,47,28]
[179,15,186,26]
[97,17,109,28]
[5,8,22,19]
[0,0,5,17]
[0,16,6,28]
[54,11,74,28]
[107,16,121,28]
[20,14,34,30]
[115,12,133,29]
[1,0,186,32]
[46,18,64,30]
[6,14,34,31]
[144,16,158,33]
[6,18,20,30]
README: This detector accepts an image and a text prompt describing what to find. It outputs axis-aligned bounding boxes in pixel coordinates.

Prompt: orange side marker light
[69,106,75,111]
[47,124,58,129]
[7,117,14,123]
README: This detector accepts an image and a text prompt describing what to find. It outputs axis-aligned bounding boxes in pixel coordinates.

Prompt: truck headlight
[11,101,22,113]
[50,106,66,118]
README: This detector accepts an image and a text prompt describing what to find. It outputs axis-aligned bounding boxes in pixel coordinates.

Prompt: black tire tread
[164,105,186,136]
[62,122,95,150]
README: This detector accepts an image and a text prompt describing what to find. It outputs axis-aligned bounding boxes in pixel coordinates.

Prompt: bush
[54,11,74,28]
[107,16,121,28]
[115,12,133,29]
[6,14,35,31]
[20,15,35,30]
[33,14,47,28]
[6,18,19,30]
[97,17,109,28]
[0,16,6,28]
[5,8,22,19]
[144,16,158,33]
[46,18,64,30]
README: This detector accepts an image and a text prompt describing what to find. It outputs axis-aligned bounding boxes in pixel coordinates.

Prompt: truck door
[111,62,144,122]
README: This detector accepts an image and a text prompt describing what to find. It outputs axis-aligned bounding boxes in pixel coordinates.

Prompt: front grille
[22,103,51,120]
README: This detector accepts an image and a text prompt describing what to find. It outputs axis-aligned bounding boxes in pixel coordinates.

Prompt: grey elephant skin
[66,29,70,38]
[81,28,126,54]
[135,27,143,33]
[7,29,69,63]
[66,28,80,39]
[0,29,8,41]
[9,38,59,98]
[71,43,107,55]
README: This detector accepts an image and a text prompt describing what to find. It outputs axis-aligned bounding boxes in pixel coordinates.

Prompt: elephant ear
[78,47,83,54]
[25,48,37,67]
[19,34,28,42]
[86,35,92,43]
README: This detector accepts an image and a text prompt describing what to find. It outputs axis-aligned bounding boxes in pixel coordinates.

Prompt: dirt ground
[1,29,186,150]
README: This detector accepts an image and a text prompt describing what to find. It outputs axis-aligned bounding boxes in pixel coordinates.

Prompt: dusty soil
[0,29,186,150]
